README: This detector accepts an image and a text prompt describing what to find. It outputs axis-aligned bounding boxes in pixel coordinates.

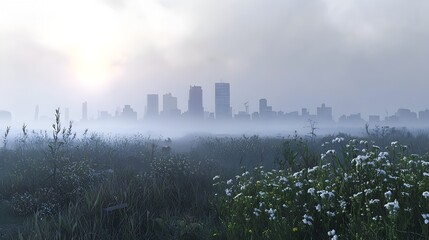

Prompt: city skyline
[1,82,429,127]
[1,1,429,122]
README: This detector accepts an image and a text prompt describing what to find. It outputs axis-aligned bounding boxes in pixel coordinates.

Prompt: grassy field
[1,111,429,239]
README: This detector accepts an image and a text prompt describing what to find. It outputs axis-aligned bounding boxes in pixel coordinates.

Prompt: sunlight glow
[0,0,191,92]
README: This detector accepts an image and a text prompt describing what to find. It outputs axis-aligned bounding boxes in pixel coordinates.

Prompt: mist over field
[2,1,429,239]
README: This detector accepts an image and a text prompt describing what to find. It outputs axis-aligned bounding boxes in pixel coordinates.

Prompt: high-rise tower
[188,86,204,119]
[146,94,159,118]
[215,83,231,119]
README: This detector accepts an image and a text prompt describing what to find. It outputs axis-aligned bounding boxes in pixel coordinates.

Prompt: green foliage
[3,114,429,239]
[214,138,429,239]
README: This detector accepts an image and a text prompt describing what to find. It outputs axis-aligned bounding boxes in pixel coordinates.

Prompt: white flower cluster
[328,229,338,240]
[384,199,400,214]
[422,214,429,224]
[302,214,313,226]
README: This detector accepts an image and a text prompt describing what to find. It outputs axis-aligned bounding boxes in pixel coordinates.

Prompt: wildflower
[332,137,344,143]
[253,208,261,217]
[369,199,380,205]
[339,200,347,210]
[319,190,335,199]
[226,179,233,185]
[424,172,429,177]
[292,227,298,232]
[302,214,313,226]
[326,211,336,217]
[279,176,288,183]
[384,199,400,214]
[307,188,316,196]
[326,149,336,155]
[225,188,232,197]
[295,182,303,188]
[423,191,429,199]
[376,169,386,175]
[212,175,220,181]
[422,214,429,224]
[266,208,277,221]
[315,204,321,212]
[384,190,392,199]
[308,166,318,173]
[377,152,389,161]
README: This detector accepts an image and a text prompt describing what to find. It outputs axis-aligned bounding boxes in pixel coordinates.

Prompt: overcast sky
[1,0,429,122]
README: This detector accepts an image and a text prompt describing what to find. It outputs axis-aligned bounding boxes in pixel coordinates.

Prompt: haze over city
[1,0,429,123]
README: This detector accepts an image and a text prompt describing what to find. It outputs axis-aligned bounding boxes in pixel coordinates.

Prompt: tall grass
[2,110,429,239]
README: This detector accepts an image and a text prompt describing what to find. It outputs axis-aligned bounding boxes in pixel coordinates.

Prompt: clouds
[1,0,429,121]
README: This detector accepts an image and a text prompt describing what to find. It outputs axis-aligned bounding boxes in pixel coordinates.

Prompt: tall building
[317,103,333,122]
[259,98,275,119]
[259,98,267,114]
[215,83,231,119]
[162,93,181,117]
[0,111,12,122]
[188,86,204,119]
[395,108,417,122]
[369,115,381,123]
[82,102,88,121]
[34,105,39,121]
[419,110,429,121]
[121,105,138,121]
[146,94,159,118]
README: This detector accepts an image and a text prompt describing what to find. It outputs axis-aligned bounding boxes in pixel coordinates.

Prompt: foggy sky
[1,0,429,122]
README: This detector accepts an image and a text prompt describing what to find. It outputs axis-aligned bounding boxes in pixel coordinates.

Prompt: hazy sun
[72,48,115,91]
[13,0,192,92]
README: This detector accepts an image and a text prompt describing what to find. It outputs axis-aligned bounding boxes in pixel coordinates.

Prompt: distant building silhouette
[317,103,333,122]
[235,111,251,120]
[419,109,429,121]
[121,105,137,121]
[368,115,381,123]
[0,111,12,122]
[259,98,276,119]
[146,94,159,118]
[34,105,39,122]
[285,111,299,121]
[187,86,204,119]
[301,108,309,119]
[252,112,260,120]
[215,83,231,119]
[162,93,181,118]
[395,108,417,122]
[339,113,364,124]
[82,102,88,121]
[98,111,112,121]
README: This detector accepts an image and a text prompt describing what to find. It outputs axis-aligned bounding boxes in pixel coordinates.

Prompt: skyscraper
[188,86,204,119]
[215,83,231,119]
[316,103,333,122]
[146,94,159,118]
[162,93,181,117]
[82,102,88,121]
[34,105,39,121]
[259,98,275,120]
[121,105,138,121]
